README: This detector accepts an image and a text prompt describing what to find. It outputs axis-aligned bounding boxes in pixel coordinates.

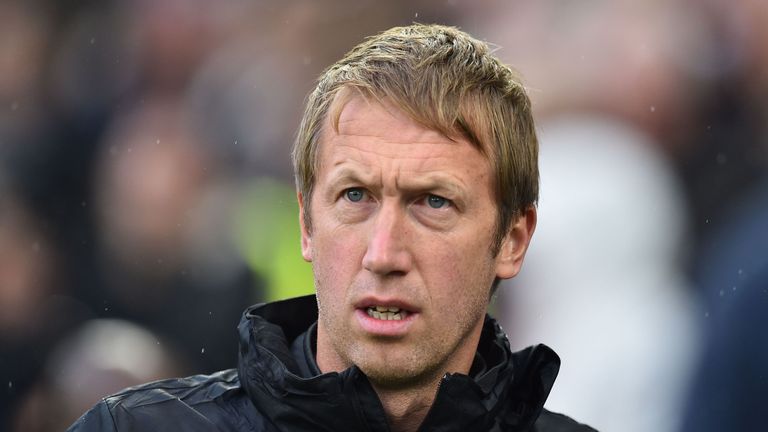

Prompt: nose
[362,202,412,276]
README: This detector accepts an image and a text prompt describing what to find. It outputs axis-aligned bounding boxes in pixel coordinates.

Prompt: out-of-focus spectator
[0,1,48,146]
[675,3,768,428]
[499,115,698,432]
[0,179,90,430]
[0,187,54,342]
[94,99,211,286]
[0,184,53,427]
[674,0,768,257]
[89,98,258,373]
[12,319,185,432]
[681,177,768,431]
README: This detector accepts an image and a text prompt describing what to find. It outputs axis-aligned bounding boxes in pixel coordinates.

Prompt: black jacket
[68,295,595,431]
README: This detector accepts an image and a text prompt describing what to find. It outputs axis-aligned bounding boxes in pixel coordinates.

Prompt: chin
[356,354,442,389]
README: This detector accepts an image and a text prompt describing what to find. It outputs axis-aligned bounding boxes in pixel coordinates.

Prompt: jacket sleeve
[67,400,118,432]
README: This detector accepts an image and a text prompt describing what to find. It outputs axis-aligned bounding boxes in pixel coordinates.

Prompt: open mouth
[365,306,407,321]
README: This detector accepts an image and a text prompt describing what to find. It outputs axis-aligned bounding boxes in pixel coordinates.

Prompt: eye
[345,188,365,202]
[426,194,450,209]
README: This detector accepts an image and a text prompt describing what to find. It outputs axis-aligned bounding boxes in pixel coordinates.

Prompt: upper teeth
[367,306,406,320]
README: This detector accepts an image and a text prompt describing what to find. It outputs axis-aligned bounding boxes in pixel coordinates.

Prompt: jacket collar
[237,295,560,431]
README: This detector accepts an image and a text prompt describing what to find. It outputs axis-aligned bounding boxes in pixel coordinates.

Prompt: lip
[354,297,420,337]
[354,297,421,313]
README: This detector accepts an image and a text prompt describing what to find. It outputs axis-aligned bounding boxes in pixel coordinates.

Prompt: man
[69,24,595,431]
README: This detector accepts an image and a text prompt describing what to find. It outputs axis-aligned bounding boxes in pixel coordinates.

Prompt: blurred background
[1,0,766,430]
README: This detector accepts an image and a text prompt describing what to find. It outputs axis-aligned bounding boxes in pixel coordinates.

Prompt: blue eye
[345,188,365,202]
[427,194,449,209]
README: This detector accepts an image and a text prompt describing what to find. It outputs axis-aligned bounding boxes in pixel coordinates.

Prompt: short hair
[293,23,538,255]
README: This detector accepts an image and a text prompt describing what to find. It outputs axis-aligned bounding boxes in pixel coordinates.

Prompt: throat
[371,380,438,432]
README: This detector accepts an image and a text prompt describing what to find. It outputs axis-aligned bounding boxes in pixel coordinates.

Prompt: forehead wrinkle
[334,131,452,146]
[336,129,452,147]
[331,138,463,163]
[337,113,451,146]
[333,98,471,157]
[335,129,450,144]
[327,163,380,188]
[328,139,477,183]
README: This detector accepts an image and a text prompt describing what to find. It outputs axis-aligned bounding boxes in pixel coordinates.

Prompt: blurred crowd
[1,0,766,431]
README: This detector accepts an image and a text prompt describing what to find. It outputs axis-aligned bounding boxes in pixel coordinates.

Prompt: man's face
[300,95,534,386]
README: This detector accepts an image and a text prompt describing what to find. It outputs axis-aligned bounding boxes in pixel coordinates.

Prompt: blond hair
[293,23,538,255]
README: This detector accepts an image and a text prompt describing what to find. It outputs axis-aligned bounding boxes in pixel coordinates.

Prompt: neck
[372,379,439,432]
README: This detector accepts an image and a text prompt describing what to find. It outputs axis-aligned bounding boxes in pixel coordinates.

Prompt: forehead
[320,95,487,164]
[336,95,444,143]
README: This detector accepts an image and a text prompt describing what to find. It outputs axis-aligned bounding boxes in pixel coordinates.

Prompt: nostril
[362,246,411,275]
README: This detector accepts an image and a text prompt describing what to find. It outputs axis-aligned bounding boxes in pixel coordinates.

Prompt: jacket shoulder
[104,368,240,408]
[532,409,598,432]
[67,369,271,432]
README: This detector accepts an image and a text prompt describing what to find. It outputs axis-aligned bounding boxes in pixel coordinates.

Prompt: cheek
[419,233,496,295]
[312,228,364,287]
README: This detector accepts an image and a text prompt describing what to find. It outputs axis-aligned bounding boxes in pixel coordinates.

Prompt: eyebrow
[326,166,378,191]
[326,166,466,199]
[400,174,465,198]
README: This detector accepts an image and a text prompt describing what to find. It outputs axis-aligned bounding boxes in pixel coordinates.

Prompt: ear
[298,191,313,262]
[495,206,537,279]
